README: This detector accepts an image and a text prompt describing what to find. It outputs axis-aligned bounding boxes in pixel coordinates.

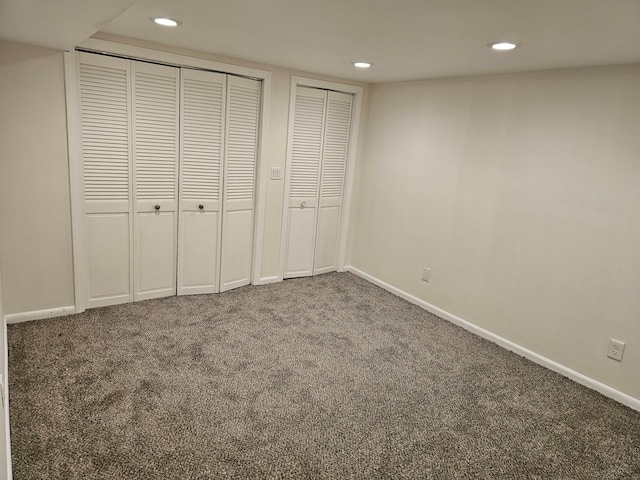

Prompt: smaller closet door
[284,87,326,278]
[178,69,226,295]
[132,61,180,301]
[313,91,352,274]
[220,76,261,292]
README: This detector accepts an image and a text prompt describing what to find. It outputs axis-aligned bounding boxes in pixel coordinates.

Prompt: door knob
[154,204,160,210]
[300,201,306,209]
[198,204,204,210]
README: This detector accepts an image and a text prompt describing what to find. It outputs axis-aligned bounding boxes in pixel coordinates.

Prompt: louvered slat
[79,60,129,202]
[289,89,326,198]
[320,93,352,199]
[225,79,260,202]
[181,75,225,201]
[133,66,179,203]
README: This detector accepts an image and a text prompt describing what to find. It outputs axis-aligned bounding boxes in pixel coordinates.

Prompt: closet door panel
[313,204,341,275]
[87,213,131,308]
[132,61,179,301]
[179,211,219,293]
[220,210,253,288]
[313,91,352,275]
[136,211,176,297]
[79,53,132,307]
[178,69,226,295]
[284,207,316,277]
[220,76,261,292]
[283,87,326,278]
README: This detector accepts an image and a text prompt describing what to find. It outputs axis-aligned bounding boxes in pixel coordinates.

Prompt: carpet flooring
[8,272,640,479]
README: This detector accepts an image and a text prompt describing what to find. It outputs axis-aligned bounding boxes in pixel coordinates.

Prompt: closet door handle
[198,204,204,210]
[300,201,307,209]
[154,204,160,211]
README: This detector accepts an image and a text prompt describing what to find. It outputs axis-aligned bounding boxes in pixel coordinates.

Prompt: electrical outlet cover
[607,339,625,362]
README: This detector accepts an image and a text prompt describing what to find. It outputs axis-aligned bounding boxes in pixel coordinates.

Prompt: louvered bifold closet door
[178,69,226,295]
[131,61,180,301]
[220,76,261,292]
[79,53,133,308]
[284,87,327,278]
[313,91,353,274]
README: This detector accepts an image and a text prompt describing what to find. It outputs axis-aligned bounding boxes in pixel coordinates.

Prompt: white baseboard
[344,265,640,412]
[5,305,76,324]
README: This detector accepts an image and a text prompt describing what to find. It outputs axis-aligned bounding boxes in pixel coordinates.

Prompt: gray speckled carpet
[8,272,640,479]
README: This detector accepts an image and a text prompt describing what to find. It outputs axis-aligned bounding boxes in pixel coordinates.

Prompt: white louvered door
[284,87,326,277]
[79,53,133,308]
[132,61,180,301]
[283,86,353,278]
[178,69,226,295]
[220,76,261,292]
[78,52,263,306]
[314,91,352,274]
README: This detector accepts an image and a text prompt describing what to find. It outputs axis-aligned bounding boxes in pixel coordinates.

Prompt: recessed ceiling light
[488,41,518,51]
[353,62,372,69]
[152,17,180,27]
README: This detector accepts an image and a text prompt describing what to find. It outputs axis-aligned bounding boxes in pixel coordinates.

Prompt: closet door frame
[279,77,364,280]
[65,40,272,314]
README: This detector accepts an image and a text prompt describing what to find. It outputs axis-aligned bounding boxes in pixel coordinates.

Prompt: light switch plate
[422,267,430,282]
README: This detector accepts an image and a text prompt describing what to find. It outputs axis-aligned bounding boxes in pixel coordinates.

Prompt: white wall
[349,65,640,401]
[0,41,75,315]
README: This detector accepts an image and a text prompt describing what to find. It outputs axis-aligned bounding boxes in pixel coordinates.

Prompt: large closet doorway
[281,78,362,279]
[75,50,262,309]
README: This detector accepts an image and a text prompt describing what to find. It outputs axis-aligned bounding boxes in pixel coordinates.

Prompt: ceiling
[2,0,640,83]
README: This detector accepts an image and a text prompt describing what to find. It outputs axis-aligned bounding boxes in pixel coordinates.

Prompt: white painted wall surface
[348,65,640,401]
[0,41,75,315]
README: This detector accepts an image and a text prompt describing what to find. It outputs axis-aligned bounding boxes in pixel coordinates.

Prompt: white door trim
[278,76,363,280]
[63,51,87,313]
[65,40,272,311]
[251,79,271,286]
